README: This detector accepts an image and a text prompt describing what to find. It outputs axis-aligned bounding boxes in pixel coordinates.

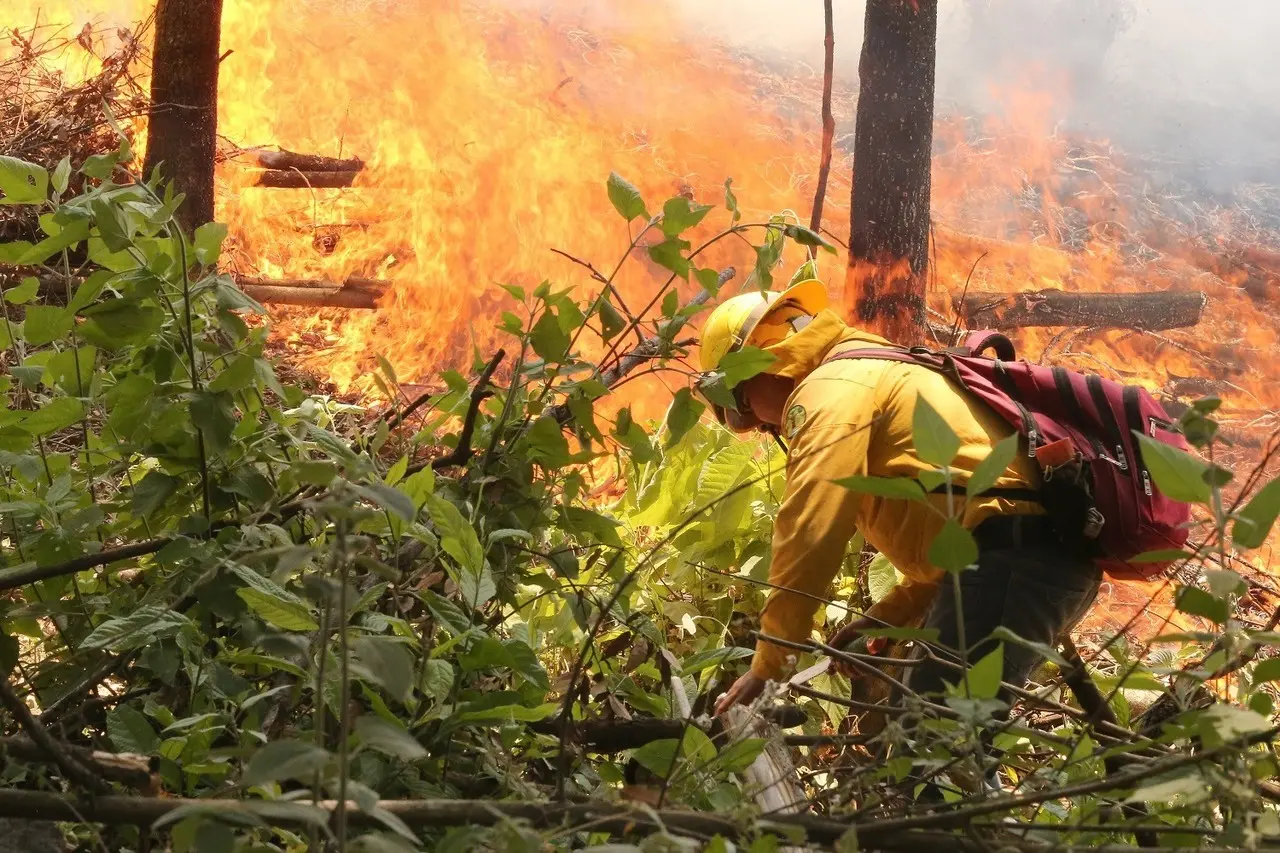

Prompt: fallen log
[957,289,1207,331]
[248,148,363,173]
[238,282,385,309]
[252,170,361,189]
[2,268,390,310]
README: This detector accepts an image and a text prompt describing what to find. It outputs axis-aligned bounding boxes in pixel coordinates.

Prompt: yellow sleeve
[865,573,941,628]
[753,396,874,681]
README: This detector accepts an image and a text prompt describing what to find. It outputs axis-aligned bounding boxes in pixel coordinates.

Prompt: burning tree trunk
[143,0,225,232]
[844,0,938,346]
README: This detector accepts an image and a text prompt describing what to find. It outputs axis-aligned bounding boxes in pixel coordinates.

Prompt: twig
[808,0,836,238]
[0,675,109,793]
[406,349,505,474]
[549,247,643,346]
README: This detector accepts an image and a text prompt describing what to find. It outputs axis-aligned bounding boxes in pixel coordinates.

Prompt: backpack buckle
[1083,507,1106,539]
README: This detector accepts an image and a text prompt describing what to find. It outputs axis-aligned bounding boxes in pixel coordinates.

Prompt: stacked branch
[226,147,366,189]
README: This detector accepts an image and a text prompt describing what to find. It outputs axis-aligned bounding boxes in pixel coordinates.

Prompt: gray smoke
[673,0,1280,187]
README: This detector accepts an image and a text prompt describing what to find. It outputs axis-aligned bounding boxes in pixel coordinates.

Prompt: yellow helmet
[696,278,829,431]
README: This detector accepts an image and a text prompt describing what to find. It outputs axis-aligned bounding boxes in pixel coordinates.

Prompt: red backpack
[824,331,1194,580]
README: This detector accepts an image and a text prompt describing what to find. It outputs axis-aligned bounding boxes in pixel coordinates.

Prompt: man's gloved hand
[828,615,888,678]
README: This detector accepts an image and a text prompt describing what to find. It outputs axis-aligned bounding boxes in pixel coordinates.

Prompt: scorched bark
[845,0,938,345]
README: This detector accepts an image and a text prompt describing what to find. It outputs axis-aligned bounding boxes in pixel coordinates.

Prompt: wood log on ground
[1,267,390,310]
[248,148,364,173]
[252,170,361,189]
[957,289,1207,331]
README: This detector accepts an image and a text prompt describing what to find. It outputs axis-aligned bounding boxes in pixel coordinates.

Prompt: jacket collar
[762,309,895,380]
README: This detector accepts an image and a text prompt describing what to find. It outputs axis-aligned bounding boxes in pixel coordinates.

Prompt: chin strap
[766,427,788,454]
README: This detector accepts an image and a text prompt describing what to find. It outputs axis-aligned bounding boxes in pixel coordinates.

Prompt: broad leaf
[132,470,180,517]
[0,156,49,204]
[783,222,837,254]
[966,434,1019,497]
[424,493,493,605]
[716,737,768,772]
[19,397,84,436]
[661,196,713,237]
[664,388,705,449]
[834,475,926,502]
[913,397,960,467]
[1174,586,1229,624]
[718,346,777,388]
[107,705,159,755]
[1135,432,1211,504]
[606,172,647,222]
[356,482,416,522]
[355,715,428,760]
[928,518,978,574]
[867,552,901,604]
[82,607,192,651]
[964,643,1005,700]
[237,587,319,632]
[648,237,692,279]
[423,659,454,701]
[22,305,73,347]
[352,636,415,702]
[529,310,571,363]
[632,727,717,778]
[193,221,227,266]
[1251,658,1280,685]
[243,740,331,787]
[1232,478,1280,549]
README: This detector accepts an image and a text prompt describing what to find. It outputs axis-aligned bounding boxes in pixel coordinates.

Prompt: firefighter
[698,279,1102,722]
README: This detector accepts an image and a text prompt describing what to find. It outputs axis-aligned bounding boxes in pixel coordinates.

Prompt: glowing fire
[6,0,1279,636]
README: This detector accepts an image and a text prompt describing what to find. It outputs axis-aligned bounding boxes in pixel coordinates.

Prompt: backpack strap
[955,331,1016,361]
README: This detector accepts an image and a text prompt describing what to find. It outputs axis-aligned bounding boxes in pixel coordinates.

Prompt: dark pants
[899,515,1102,791]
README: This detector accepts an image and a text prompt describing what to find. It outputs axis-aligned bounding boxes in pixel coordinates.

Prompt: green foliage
[1,145,1276,852]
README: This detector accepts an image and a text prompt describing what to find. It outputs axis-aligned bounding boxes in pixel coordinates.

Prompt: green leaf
[422,590,471,634]
[1126,772,1206,804]
[648,236,691,279]
[524,416,571,467]
[423,659,454,701]
[613,407,657,466]
[352,636,415,702]
[598,295,625,341]
[606,172,647,222]
[987,626,1069,667]
[1233,478,1280,549]
[243,740,331,787]
[789,258,819,287]
[867,552,901,604]
[80,299,164,349]
[3,277,39,304]
[0,156,49,204]
[664,388,705,449]
[1201,704,1272,740]
[529,309,571,363]
[966,434,1019,498]
[505,639,550,689]
[717,346,776,388]
[1251,658,1280,685]
[22,305,73,347]
[18,397,84,436]
[783,223,836,254]
[1175,586,1229,624]
[423,494,492,605]
[913,397,960,467]
[661,196,713,237]
[694,267,724,295]
[131,470,180,517]
[928,518,979,574]
[1135,432,1211,504]
[356,482,416,521]
[679,645,754,675]
[632,727,717,778]
[355,715,427,760]
[20,216,90,264]
[82,607,191,651]
[724,177,741,223]
[717,737,768,772]
[834,475,926,502]
[193,221,227,266]
[964,643,1004,700]
[237,587,319,632]
[453,702,559,724]
[51,156,71,195]
[208,354,257,393]
[107,705,159,755]
[189,391,237,454]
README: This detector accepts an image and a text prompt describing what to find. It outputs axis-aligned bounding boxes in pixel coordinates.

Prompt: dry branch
[252,170,360,189]
[238,282,383,309]
[0,737,151,790]
[957,289,1207,331]
[0,678,108,794]
[248,148,364,173]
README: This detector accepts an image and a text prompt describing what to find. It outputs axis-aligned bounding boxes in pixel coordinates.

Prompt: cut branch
[0,737,152,790]
[248,148,364,173]
[957,290,1207,331]
[252,170,360,189]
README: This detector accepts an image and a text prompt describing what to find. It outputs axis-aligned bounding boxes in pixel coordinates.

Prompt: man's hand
[713,672,766,716]
[828,616,888,678]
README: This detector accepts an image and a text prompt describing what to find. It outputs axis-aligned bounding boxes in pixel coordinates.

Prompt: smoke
[669,0,1280,187]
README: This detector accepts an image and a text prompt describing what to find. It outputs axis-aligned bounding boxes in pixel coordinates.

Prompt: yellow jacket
[751,309,1044,681]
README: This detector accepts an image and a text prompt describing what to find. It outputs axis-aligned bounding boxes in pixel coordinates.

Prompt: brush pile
[0,17,151,243]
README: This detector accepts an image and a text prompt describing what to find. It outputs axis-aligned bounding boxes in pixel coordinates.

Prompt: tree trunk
[844,0,938,346]
[143,0,225,233]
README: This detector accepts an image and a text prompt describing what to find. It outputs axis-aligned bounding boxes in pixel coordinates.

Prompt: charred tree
[844,0,938,346]
[143,0,225,233]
